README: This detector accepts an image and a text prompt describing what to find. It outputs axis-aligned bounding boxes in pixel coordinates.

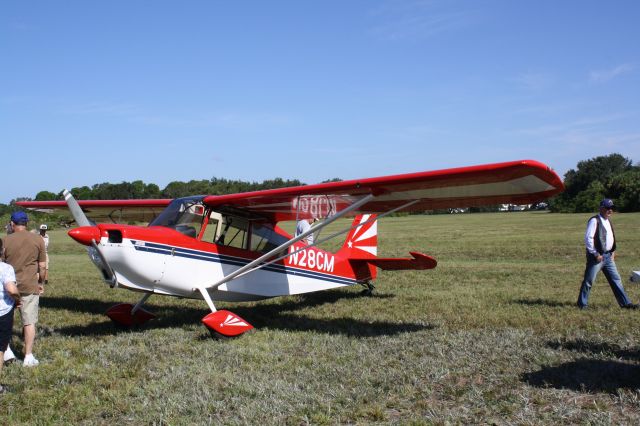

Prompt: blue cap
[600,198,615,209]
[10,211,29,224]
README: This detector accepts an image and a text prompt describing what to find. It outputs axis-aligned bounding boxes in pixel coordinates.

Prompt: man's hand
[596,255,603,263]
[38,283,44,295]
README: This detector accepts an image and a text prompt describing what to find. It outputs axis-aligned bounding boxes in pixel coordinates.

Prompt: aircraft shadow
[546,339,640,361]
[521,359,640,393]
[521,338,640,393]
[41,296,117,316]
[513,298,575,308]
[41,290,429,338]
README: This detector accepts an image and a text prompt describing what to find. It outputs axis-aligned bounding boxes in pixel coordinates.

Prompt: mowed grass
[2,212,640,424]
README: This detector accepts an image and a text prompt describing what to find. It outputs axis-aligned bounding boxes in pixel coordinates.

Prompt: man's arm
[37,237,47,292]
[37,260,46,294]
[4,281,21,307]
[584,217,602,261]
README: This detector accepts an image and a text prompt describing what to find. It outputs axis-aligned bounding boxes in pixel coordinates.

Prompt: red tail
[341,214,437,273]
[340,214,378,258]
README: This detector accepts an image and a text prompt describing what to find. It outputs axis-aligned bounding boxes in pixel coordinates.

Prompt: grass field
[2,212,640,424]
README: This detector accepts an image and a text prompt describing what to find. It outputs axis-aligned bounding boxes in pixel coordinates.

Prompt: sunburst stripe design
[222,314,248,327]
[346,215,377,256]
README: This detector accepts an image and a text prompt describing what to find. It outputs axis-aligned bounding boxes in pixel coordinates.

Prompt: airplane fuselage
[78,223,367,302]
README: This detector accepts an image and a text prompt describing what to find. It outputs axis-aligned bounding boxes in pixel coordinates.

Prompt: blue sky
[2,0,639,203]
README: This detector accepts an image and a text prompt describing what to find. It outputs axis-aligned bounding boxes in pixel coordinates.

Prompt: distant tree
[130,180,146,198]
[551,153,634,212]
[35,191,58,201]
[606,168,640,212]
[68,186,94,200]
[143,183,162,199]
[563,154,632,198]
[572,181,606,213]
[258,178,303,190]
[0,203,11,216]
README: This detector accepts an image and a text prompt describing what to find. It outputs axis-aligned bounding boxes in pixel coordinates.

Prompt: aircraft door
[154,203,211,294]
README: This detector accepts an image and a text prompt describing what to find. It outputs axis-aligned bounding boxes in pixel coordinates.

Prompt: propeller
[63,189,94,227]
[63,189,116,286]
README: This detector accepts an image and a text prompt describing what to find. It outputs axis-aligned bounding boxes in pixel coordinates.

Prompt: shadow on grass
[521,359,640,393]
[513,298,575,308]
[522,338,640,393]
[42,289,430,338]
[547,339,640,361]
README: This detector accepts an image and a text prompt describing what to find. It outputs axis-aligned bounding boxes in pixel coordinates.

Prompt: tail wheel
[360,281,375,296]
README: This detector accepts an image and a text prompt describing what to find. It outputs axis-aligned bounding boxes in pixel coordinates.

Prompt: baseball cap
[40,224,48,230]
[10,211,29,224]
[600,198,615,209]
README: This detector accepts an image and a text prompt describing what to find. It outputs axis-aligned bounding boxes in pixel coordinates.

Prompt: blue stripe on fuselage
[129,240,355,286]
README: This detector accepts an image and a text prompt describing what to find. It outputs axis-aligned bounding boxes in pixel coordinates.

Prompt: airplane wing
[16,198,172,223]
[16,160,563,223]
[203,160,564,221]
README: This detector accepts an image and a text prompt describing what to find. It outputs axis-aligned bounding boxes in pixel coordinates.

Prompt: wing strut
[201,194,375,292]
[247,198,421,277]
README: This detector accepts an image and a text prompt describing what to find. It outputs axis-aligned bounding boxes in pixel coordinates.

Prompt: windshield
[149,196,206,234]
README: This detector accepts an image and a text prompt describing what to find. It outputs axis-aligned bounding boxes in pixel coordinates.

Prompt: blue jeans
[577,252,631,308]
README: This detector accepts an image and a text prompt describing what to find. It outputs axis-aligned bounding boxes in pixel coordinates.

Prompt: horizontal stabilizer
[353,251,437,271]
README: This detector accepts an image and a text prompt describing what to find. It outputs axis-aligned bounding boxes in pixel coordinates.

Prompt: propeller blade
[63,189,94,227]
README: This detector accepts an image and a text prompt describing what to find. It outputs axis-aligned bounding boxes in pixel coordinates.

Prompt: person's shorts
[0,307,14,352]
[18,294,39,326]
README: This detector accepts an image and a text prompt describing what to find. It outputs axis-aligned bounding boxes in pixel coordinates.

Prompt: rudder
[341,214,378,258]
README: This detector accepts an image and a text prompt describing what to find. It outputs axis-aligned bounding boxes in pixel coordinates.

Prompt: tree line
[31,177,306,201]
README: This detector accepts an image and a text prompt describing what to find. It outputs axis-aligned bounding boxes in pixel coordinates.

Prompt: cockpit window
[149,196,206,238]
[216,216,249,249]
[250,223,288,252]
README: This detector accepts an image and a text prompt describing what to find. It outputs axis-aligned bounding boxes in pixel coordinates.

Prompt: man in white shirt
[39,224,49,284]
[1,238,20,392]
[577,198,638,309]
[295,218,314,245]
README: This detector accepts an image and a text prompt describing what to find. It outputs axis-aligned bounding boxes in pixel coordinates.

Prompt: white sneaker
[23,354,39,367]
[3,346,16,363]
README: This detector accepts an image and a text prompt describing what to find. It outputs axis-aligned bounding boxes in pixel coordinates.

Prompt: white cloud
[513,112,635,139]
[59,100,292,129]
[60,101,141,117]
[589,64,634,83]
[368,0,474,41]
[135,112,292,129]
[513,72,554,91]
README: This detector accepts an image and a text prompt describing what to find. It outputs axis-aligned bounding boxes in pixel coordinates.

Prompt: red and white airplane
[17,160,563,337]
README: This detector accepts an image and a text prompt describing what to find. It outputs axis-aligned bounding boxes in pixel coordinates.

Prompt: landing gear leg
[131,293,152,315]
[360,281,375,296]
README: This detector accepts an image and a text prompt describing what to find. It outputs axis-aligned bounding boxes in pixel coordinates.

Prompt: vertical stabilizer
[341,214,378,258]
